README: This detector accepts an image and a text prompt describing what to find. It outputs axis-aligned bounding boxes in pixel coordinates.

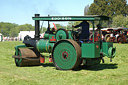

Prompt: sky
[0,0,94,26]
[0,0,128,27]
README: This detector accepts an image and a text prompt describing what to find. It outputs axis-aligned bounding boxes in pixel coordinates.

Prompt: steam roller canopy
[55,28,69,41]
[15,48,40,67]
[52,39,81,70]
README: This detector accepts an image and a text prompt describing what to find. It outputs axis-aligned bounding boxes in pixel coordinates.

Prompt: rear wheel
[52,39,81,70]
[117,37,123,43]
[104,34,110,42]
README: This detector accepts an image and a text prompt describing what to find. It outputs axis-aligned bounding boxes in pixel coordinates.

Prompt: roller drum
[14,48,40,67]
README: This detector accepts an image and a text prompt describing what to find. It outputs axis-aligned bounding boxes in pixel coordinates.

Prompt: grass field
[0,41,128,85]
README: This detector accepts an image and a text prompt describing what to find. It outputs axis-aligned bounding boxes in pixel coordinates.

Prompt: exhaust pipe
[35,14,40,40]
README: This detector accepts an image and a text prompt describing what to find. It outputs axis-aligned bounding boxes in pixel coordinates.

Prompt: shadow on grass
[74,63,118,71]
[40,63,54,67]
[39,63,118,71]
[17,63,54,67]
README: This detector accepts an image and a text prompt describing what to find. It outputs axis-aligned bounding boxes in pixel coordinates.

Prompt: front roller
[13,48,40,67]
[52,39,81,70]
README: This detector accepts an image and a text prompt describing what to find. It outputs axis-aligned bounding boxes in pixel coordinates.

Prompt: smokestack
[35,14,40,40]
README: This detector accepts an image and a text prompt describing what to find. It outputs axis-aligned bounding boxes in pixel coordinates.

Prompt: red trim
[40,57,45,63]
[50,36,56,41]
[62,51,68,59]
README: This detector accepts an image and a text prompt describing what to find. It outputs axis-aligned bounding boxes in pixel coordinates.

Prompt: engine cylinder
[44,33,49,39]
[36,39,54,53]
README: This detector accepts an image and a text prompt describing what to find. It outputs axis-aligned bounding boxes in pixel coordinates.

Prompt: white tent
[0,33,3,41]
[18,31,35,41]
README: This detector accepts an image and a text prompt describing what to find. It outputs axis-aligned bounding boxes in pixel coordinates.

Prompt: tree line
[85,0,128,28]
[0,22,78,37]
[0,22,35,37]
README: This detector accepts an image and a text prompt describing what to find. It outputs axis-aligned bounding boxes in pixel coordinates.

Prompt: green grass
[0,41,128,85]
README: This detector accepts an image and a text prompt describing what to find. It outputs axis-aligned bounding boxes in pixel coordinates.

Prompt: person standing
[72,21,90,42]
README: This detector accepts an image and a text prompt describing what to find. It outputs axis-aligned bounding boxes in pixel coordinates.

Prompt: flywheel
[55,28,69,41]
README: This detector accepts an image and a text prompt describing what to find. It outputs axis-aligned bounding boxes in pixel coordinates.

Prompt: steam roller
[12,14,116,70]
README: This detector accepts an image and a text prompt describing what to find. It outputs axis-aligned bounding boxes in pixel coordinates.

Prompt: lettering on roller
[52,17,71,20]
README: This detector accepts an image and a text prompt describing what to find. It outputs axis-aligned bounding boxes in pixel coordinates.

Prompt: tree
[55,24,66,29]
[88,0,128,18]
[67,21,82,30]
[88,3,100,15]
[84,5,90,15]
[0,22,18,36]
[123,16,128,28]
[112,15,128,28]
[112,15,124,27]
[16,24,34,32]
[9,27,19,37]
